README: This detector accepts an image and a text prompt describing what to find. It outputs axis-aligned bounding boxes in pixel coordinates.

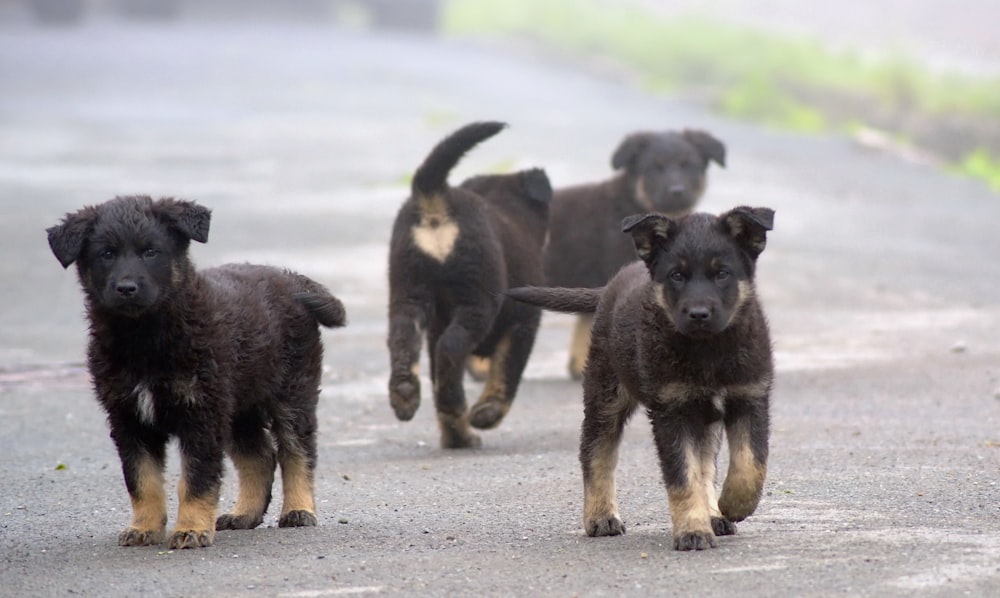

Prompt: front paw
[718,490,761,523]
[585,515,625,537]
[168,528,214,549]
[673,530,717,551]
[389,374,420,421]
[279,510,318,528]
[216,513,263,530]
[118,527,165,547]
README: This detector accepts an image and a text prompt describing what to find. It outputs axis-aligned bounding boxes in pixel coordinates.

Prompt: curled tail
[294,291,347,328]
[505,286,602,314]
[412,121,507,197]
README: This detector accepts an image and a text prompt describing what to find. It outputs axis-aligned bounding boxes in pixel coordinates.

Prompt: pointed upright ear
[622,212,678,267]
[47,206,99,269]
[683,129,726,167]
[611,132,653,171]
[151,198,211,243]
[519,168,553,204]
[720,206,774,260]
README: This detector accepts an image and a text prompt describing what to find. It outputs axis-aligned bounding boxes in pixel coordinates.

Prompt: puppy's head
[612,129,725,216]
[622,206,773,338]
[47,195,211,318]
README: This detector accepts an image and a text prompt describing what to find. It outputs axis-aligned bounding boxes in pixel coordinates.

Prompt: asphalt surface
[1,17,999,598]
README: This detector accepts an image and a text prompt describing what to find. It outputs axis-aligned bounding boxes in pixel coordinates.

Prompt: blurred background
[3,0,999,186]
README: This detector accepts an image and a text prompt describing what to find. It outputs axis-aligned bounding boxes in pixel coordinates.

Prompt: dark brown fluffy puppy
[508,206,773,551]
[387,121,551,449]
[47,196,346,549]
[544,129,726,379]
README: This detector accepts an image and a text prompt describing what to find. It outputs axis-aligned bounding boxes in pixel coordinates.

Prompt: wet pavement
[1,17,999,598]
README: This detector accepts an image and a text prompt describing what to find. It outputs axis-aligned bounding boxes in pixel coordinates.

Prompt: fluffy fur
[544,129,726,379]
[508,206,774,551]
[387,121,551,448]
[47,195,346,549]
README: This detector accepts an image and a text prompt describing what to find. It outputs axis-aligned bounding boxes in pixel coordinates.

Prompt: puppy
[544,129,726,379]
[508,206,774,551]
[47,196,346,549]
[387,121,551,449]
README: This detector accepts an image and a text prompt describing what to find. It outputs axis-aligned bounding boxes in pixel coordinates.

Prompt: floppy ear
[611,132,653,171]
[720,206,774,260]
[519,168,553,204]
[622,212,678,267]
[151,198,211,243]
[47,206,99,269]
[683,129,726,167]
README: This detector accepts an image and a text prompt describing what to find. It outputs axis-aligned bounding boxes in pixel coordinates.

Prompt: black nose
[687,306,711,321]
[116,281,138,298]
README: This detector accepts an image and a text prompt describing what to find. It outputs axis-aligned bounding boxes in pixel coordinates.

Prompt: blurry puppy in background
[543,129,726,379]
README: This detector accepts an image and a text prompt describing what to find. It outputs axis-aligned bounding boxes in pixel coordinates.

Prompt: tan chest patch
[411,198,459,263]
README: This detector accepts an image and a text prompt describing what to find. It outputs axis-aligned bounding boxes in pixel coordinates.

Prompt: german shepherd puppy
[47,196,346,549]
[508,206,773,550]
[387,121,552,449]
[544,129,726,379]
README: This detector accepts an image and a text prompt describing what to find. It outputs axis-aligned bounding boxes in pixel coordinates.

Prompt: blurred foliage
[444,0,1000,190]
[959,149,1000,191]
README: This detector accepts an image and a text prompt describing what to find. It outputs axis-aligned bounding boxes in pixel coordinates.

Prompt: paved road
[1,18,998,598]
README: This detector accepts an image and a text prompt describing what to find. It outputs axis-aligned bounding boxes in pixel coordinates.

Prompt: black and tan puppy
[387,121,551,449]
[47,196,346,549]
[508,206,773,551]
[544,129,726,379]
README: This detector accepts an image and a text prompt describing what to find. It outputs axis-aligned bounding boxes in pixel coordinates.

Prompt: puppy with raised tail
[508,206,774,550]
[387,121,552,448]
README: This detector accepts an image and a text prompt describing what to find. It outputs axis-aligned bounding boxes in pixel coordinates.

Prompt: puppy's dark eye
[669,271,686,283]
[142,248,159,259]
[100,249,115,261]
[716,270,730,281]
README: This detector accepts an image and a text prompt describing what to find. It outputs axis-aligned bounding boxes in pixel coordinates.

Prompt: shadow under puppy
[47,196,346,549]
[543,129,726,379]
[387,121,552,449]
[508,206,774,550]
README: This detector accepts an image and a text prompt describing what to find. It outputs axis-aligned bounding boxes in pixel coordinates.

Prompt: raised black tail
[294,292,347,328]
[412,121,507,197]
[505,286,602,314]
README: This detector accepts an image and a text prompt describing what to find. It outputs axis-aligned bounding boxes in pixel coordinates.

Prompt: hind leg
[432,307,493,449]
[568,314,593,380]
[388,300,428,421]
[217,411,276,531]
[271,394,320,528]
[580,362,637,537]
[700,422,736,537]
[469,308,541,429]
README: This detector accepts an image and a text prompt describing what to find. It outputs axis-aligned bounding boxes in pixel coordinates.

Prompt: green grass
[443,0,1000,190]
[959,149,1000,191]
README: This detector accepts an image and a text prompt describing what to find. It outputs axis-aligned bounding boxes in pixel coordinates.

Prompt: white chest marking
[134,383,155,425]
[412,218,459,263]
